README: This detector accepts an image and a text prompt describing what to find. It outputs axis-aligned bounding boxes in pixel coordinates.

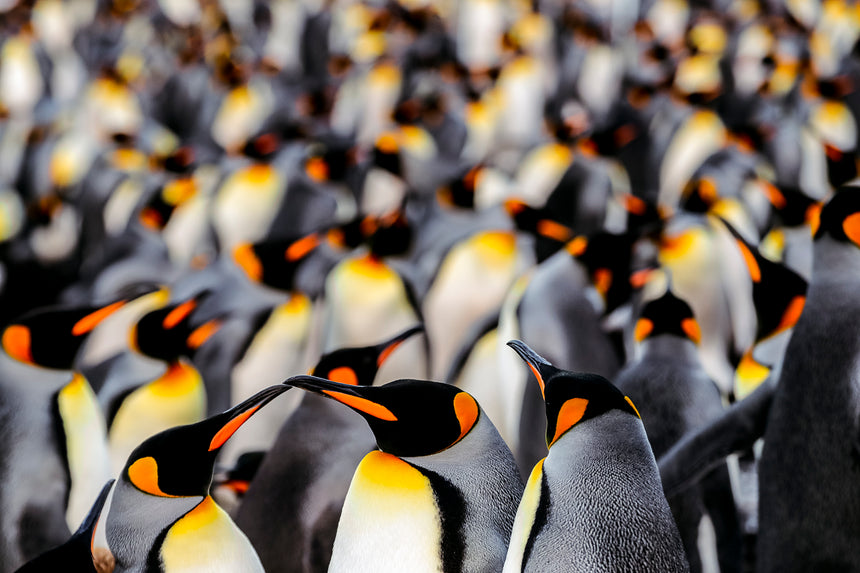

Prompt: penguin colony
[1,0,859,571]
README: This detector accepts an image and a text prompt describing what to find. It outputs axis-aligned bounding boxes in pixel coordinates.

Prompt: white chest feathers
[328,450,445,573]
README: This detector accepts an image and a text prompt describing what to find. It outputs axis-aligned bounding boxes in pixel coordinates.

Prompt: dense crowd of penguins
[2,0,860,571]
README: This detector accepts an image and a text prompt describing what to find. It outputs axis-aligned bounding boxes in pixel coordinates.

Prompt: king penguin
[235,325,424,573]
[282,373,524,573]
[14,479,115,573]
[102,384,292,572]
[755,187,860,572]
[614,290,741,573]
[504,339,689,572]
[1,297,135,537]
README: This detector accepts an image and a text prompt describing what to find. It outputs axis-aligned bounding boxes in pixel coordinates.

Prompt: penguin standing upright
[282,374,524,573]
[14,480,114,573]
[614,290,741,573]
[235,325,424,573]
[1,297,135,542]
[103,384,292,572]
[504,340,689,572]
[756,188,860,571]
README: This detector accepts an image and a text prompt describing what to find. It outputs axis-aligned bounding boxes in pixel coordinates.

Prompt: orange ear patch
[2,325,33,363]
[735,239,761,282]
[565,236,588,256]
[550,397,588,446]
[128,457,179,497]
[322,389,398,421]
[328,367,359,386]
[453,392,479,443]
[187,320,221,349]
[285,234,320,262]
[537,219,573,242]
[842,212,860,246]
[777,295,806,332]
[681,318,701,343]
[760,181,787,209]
[634,318,654,342]
[593,268,613,295]
[233,243,262,281]
[305,157,329,182]
[209,405,261,451]
[807,203,822,236]
[72,301,126,336]
[163,300,197,329]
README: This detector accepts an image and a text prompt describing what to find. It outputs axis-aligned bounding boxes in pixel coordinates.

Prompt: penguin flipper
[658,377,775,497]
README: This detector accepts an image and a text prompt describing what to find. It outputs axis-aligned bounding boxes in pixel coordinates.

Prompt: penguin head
[505,199,574,249]
[634,289,701,344]
[284,375,481,458]
[122,384,291,498]
[719,217,807,340]
[241,131,281,162]
[564,231,635,312]
[311,325,424,386]
[233,232,321,291]
[2,297,138,369]
[814,186,860,247]
[131,291,222,362]
[506,340,640,447]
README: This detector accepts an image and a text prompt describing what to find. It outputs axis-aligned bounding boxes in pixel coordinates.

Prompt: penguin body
[283,375,524,573]
[104,385,291,572]
[756,188,860,571]
[614,290,741,573]
[504,340,689,572]
[236,327,424,573]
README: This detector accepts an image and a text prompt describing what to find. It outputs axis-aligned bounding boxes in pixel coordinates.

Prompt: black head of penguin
[13,479,115,573]
[373,134,403,177]
[438,165,482,210]
[284,375,480,458]
[505,198,574,262]
[366,210,413,258]
[633,289,701,344]
[814,185,860,246]
[161,146,197,176]
[719,217,808,340]
[681,177,719,214]
[2,298,136,369]
[507,340,640,447]
[233,232,321,291]
[131,292,221,362]
[565,231,636,313]
[823,144,858,189]
[122,384,291,498]
[241,132,281,162]
[764,185,820,229]
[312,325,424,386]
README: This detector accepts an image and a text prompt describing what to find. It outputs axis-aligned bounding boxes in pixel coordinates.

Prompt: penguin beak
[77,479,115,542]
[506,340,555,398]
[208,385,293,452]
[376,325,424,367]
[717,216,762,283]
[284,375,398,421]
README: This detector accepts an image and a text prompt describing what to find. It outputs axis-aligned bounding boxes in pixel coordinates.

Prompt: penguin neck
[811,237,860,288]
[637,335,700,363]
[106,480,202,571]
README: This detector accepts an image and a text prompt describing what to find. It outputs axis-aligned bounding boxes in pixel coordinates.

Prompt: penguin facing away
[14,479,115,573]
[235,325,424,573]
[282,374,524,573]
[614,290,741,573]
[504,340,689,573]
[103,384,292,573]
[756,187,860,572]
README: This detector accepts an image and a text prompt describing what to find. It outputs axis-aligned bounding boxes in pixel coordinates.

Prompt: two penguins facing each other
[18,338,689,573]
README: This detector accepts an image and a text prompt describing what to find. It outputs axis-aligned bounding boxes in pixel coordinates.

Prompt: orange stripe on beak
[163,300,197,329]
[322,389,398,421]
[72,301,126,336]
[285,234,320,262]
[209,405,261,451]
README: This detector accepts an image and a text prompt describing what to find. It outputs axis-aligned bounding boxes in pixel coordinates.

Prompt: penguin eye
[127,457,179,498]
[549,398,589,446]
